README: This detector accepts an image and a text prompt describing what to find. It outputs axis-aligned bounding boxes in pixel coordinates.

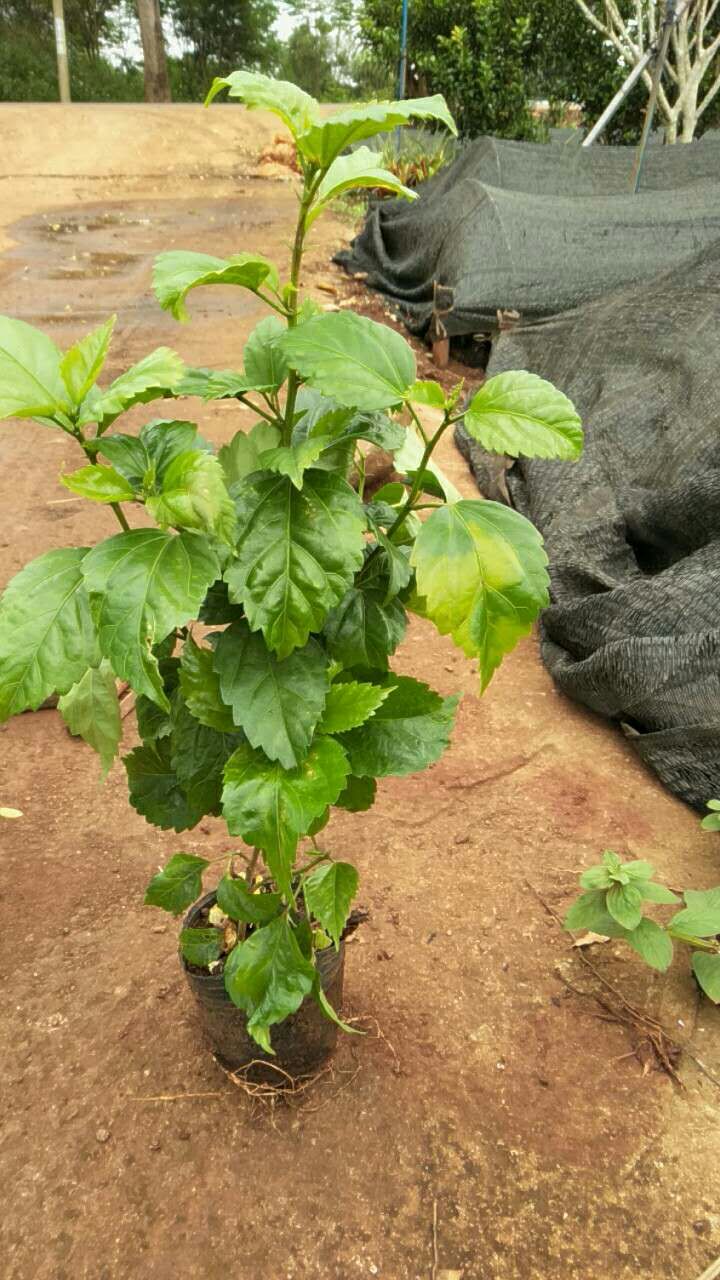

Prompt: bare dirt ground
[1,105,719,1280]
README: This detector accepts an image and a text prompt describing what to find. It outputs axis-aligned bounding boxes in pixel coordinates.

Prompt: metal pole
[582,0,692,148]
[51,0,71,104]
[631,0,676,190]
[397,0,409,99]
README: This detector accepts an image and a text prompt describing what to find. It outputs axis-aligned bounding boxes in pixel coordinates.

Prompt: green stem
[668,929,720,951]
[110,502,131,532]
[74,425,131,534]
[282,171,322,443]
[386,412,453,541]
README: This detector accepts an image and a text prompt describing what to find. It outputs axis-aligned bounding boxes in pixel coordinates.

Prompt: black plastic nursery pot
[181,891,346,1081]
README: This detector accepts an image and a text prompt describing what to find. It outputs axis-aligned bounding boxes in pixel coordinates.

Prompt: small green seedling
[565,850,720,1002]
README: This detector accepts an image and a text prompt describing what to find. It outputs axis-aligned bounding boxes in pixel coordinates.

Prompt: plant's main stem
[282,172,322,443]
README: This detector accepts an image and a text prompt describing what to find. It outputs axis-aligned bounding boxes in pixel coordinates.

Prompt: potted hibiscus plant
[0,73,583,1074]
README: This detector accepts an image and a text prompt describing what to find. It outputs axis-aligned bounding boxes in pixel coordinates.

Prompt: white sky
[108,3,301,64]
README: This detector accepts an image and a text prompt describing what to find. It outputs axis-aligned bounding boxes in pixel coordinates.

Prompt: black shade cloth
[455,245,720,810]
[336,136,720,338]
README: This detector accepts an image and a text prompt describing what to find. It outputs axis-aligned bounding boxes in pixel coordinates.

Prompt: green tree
[164,0,280,90]
[279,19,345,98]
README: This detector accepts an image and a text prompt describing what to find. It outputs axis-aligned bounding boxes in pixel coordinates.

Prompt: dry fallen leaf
[572,931,610,948]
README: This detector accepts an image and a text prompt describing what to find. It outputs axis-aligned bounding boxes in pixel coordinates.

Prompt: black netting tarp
[336,136,720,338]
[455,245,720,809]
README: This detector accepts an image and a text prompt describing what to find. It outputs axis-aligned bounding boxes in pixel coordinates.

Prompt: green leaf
[58,660,121,778]
[309,147,417,225]
[406,379,446,409]
[579,864,612,890]
[177,366,270,401]
[635,881,680,905]
[223,915,317,1053]
[170,696,240,821]
[323,571,408,670]
[318,679,392,734]
[140,418,213,476]
[563,891,625,935]
[411,500,549,691]
[218,421,281,487]
[222,738,349,897]
[313,976,358,1034]
[298,95,457,167]
[622,860,655,881]
[465,372,583,461]
[706,799,720,811]
[60,315,116,406]
[226,470,366,659]
[178,634,236,733]
[126,737,203,832]
[339,674,458,778]
[61,463,136,504]
[213,621,329,769]
[394,425,462,503]
[199,579,244,625]
[147,449,236,545]
[244,315,288,391]
[280,312,416,411]
[670,889,720,938]
[216,875,283,926]
[606,882,643,930]
[335,774,377,812]
[144,851,209,914]
[624,918,673,972]
[205,70,319,137]
[82,528,219,708]
[153,250,277,322]
[97,434,150,486]
[81,348,185,427]
[258,438,336,491]
[303,861,359,949]
[701,813,720,831]
[0,315,68,421]
[179,927,223,968]
[0,548,99,720]
[692,952,720,1002]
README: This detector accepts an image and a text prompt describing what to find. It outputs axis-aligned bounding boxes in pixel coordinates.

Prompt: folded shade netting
[455,242,720,809]
[335,137,720,338]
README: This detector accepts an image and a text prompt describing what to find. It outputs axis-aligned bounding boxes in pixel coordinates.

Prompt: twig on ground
[431,1198,439,1280]
[130,1090,224,1101]
[696,1256,720,1280]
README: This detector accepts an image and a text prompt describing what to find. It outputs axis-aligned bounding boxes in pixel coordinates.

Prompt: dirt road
[1,105,718,1280]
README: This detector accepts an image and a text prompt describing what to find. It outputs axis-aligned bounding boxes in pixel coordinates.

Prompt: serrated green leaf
[144,851,209,914]
[80,348,185,427]
[0,548,99,720]
[178,634,237,733]
[216,875,283,926]
[170,696,241,821]
[82,528,219,708]
[692,951,720,1002]
[218,421,282,487]
[622,860,655,881]
[139,418,213,476]
[309,147,417,225]
[147,449,236,545]
[394,425,462,503]
[60,315,116,406]
[58,660,121,778]
[464,371,583,461]
[153,250,278,322]
[226,470,366,659]
[280,312,416,411]
[323,569,408,670]
[411,500,549,691]
[213,620,328,768]
[303,861,359,950]
[335,774,377,812]
[244,315,288,391]
[177,366,271,401]
[98,434,150,487]
[339,674,458,778]
[406,379,446,409]
[179,926,223,968]
[206,69,320,137]
[624,918,673,971]
[0,314,68,421]
[258,437,333,490]
[61,463,136,504]
[223,915,317,1053]
[635,881,679,905]
[563,890,625,935]
[126,737,203,832]
[298,95,456,166]
[606,882,643,930]
[318,679,391,734]
[579,864,612,890]
[222,738,349,897]
[670,888,720,938]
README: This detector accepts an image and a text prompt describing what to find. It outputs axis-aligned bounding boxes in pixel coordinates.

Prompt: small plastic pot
[181,891,345,1081]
